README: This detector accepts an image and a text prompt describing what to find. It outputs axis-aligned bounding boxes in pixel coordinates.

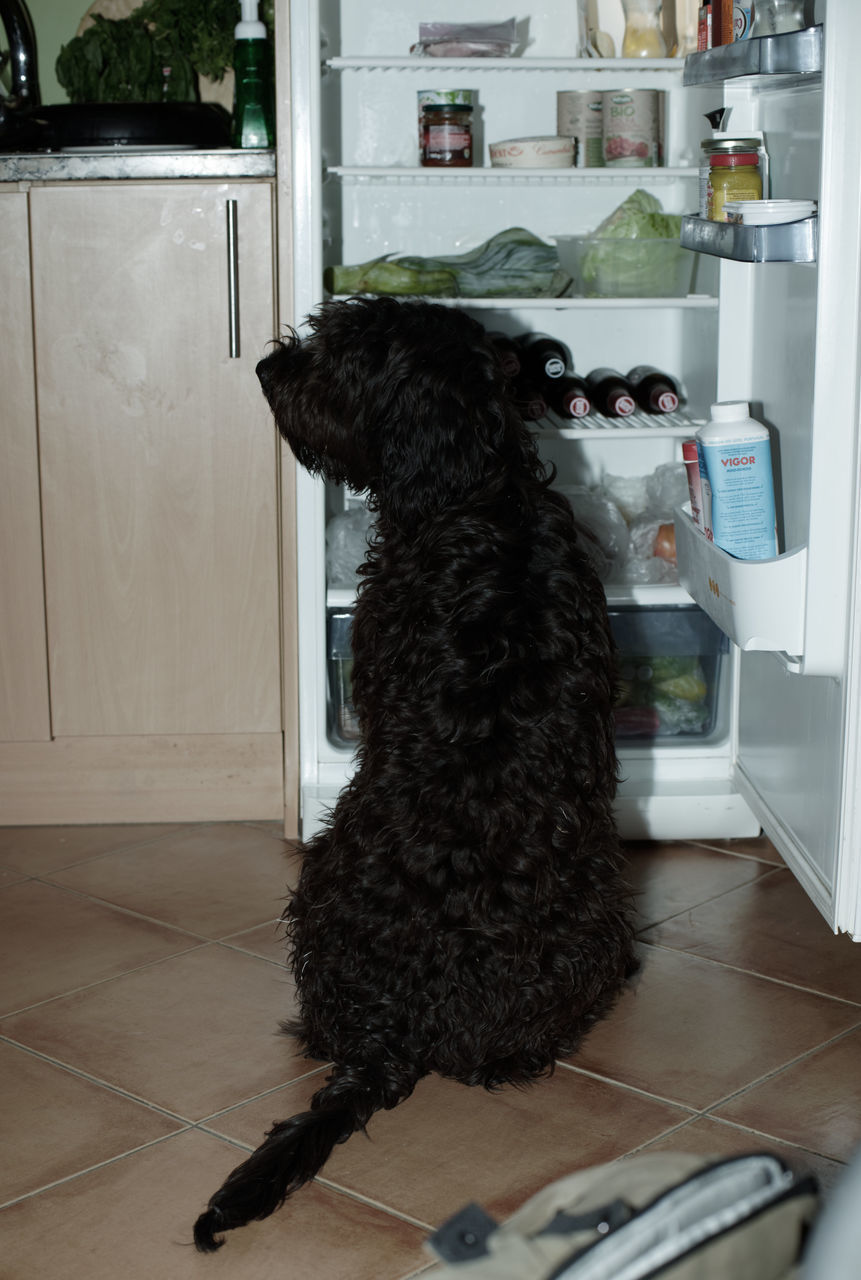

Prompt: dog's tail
[192,1062,418,1252]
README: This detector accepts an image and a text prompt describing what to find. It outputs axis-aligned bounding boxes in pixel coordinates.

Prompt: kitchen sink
[0,102,231,153]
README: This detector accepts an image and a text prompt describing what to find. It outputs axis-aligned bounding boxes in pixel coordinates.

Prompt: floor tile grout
[0,1033,197,1125]
[0,1128,195,1212]
[633,865,784,936]
[0,939,211,1021]
[640,938,861,1008]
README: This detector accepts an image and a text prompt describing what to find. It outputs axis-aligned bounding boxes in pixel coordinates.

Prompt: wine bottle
[626,365,680,414]
[512,376,549,421]
[486,331,521,379]
[584,368,636,417]
[515,332,571,381]
[540,372,591,419]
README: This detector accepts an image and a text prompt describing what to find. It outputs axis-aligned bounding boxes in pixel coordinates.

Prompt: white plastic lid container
[723,199,817,225]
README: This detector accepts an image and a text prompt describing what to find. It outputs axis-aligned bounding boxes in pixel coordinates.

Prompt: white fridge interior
[288,0,861,938]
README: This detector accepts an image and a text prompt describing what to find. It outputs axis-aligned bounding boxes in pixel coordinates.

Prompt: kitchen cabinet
[0,178,287,823]
[0,188,51,742]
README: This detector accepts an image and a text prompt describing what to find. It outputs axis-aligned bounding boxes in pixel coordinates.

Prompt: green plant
[55,1,276,104]
[56,14,196,103]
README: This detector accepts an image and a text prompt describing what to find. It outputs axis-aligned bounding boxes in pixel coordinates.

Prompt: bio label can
[602,89,660,167]
[556,89,604,168]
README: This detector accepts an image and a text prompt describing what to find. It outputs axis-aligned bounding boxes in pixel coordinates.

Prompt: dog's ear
[361,303,532,524]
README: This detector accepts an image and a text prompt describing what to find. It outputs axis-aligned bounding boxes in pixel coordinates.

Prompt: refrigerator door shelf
[682,25,823,86]
[674,505,807,659]
[680,214,817,264]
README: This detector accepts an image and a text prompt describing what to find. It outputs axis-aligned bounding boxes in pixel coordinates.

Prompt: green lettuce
[581,190,685,297]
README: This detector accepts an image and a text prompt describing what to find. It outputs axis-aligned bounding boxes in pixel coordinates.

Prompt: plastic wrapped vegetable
[615,655,710,737]
[581,190,684,298]
[324,228,568,298]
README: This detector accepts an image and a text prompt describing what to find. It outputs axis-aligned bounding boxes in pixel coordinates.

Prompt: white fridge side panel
[726,5,861,932]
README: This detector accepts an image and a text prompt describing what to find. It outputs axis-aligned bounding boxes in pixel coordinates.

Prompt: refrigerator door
[679,4,861,937]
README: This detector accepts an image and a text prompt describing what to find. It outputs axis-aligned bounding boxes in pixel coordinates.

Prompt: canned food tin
[556,89,604,168]
[602,89,660,168]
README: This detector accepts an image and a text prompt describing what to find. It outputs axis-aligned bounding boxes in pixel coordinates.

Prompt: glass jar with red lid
[420,103,473,167]
[707,150,763,222]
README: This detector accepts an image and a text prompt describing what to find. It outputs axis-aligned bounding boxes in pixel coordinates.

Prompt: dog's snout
[256,350,278,398]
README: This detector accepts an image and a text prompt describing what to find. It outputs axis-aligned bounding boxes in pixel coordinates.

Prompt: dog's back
[194,299,635,1252]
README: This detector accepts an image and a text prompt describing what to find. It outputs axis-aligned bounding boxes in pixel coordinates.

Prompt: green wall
[25,0,82,104]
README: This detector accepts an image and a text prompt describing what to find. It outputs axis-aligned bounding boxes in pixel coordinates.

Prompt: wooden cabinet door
[0,190,51,741]
[31,182,281,736]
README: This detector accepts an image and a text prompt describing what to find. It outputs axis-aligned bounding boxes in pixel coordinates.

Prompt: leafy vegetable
[592,188,682,241]
[137,0,274,82]
[56,0,276,102]
[325,228,567,298]
[56,14,196,103]
[580,189,686,298]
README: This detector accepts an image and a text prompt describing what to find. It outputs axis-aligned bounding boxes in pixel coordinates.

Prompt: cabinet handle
[226,199,240,359]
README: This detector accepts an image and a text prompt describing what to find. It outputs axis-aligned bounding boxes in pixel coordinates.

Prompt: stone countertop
[0,148,276,183]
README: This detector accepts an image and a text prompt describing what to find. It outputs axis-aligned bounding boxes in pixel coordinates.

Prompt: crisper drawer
[611,605,728,740]
[328,605,728,749]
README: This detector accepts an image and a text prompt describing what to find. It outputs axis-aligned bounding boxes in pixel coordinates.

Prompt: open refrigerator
[286,0,861,938]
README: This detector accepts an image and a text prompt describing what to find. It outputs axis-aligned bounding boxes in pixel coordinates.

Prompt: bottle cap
[236,0,266,38]
[710,401,750,420]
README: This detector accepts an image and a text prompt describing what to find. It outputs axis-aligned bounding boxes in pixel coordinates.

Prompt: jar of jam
[420,103,473,168]
[707,151,763,222]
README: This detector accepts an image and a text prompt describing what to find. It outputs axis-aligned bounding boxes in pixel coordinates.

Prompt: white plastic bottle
[696,401,778,560]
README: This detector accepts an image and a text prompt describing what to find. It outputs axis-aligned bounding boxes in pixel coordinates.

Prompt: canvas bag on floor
[425,1151,819,1280]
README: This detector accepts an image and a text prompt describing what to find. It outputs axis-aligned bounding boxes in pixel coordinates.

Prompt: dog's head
[257,297,529,521]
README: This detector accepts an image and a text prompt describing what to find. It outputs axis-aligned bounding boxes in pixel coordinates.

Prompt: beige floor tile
[0,879,199,1016]
[0,1040,183,1203]
[637,1114,848,1193]
[1,945,316,1121]
[641,870,861,1002]
[623,841,774,930]
[47,824,299,939]
[208,1067,689,1227]
[0,823,197,875]
[0,1129,430,1280]
[715,1027,861,1163]
[571,945,861,1110]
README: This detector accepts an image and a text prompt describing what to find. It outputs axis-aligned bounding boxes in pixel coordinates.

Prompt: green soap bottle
[231,0,275,149]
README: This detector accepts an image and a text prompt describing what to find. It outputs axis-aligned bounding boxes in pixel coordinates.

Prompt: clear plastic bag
[560,486,630,582]
[410,19,518,57]
[326,505,373,588]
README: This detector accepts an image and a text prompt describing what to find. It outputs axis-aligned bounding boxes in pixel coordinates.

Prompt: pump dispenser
[231,0,275,149]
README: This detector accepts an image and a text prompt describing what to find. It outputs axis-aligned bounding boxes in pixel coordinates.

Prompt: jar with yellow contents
[707,150,763,222]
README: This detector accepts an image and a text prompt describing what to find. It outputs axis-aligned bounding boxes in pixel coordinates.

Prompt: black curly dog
[193,297,636,1252]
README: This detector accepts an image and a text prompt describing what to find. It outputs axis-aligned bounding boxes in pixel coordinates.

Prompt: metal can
[556,89,604,168]
[602,89,660,168]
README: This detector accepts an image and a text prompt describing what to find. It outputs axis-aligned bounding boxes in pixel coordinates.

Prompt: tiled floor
[2,822,861,1278]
